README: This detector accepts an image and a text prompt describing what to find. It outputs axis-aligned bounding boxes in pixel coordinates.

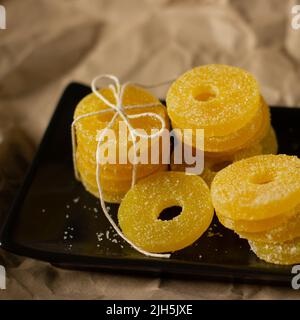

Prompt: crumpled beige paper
[1,0,300,299]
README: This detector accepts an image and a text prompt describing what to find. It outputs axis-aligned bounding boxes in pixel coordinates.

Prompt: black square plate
[1,83,299,286]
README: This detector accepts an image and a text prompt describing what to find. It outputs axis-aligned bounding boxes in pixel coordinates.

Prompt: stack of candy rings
[71,66,299,263]
[73,84,169,203]
[211,154,300,265]
[167,65,278,183]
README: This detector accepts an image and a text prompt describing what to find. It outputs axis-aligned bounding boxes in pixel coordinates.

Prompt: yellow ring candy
[249,238,300,265]
[167,64,260,137]
[211,154,300,220]
[238,208,300,243]
[77,154,167,193]
[74,85,169,140]
[76,123,165,164]
[202,99,269,153]
[74,85,169,202]
[216,207,295,233]
[172,97,270,153]
[203,125,277,160]
[118,172,214,253]
[76,144,165,181]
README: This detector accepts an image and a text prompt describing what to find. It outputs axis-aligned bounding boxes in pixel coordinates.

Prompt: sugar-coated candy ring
[118,172,214,253]
[75,116,167,159]
[74,85,169,139]
[204,125,277,159]
[166,64,260,137]
[216,207,295,233]
[238,207,300,243]
[77,153,167,193]
[249,238,300,265]
[74,85,168,169]
[76,144,165,181]
[211,154,300,220]
[202,99,269,153]
[172,97,270,153]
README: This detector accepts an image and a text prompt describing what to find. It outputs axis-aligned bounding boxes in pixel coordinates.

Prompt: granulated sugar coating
[217,207,295,233]
[77,142,166,181]
[74,85,168,142]
[171,97,270,153]
[166,64,260,137]
[249,237,300,265]
[211,154,300,220]
[76,152,167,193]
[201,99,268,153]
[238,208,300,243]
[73,84,169,202]
[170,127,277,188]
[118,172,214,253]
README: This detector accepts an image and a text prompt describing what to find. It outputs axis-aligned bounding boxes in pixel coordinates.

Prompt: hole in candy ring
[158,206,182,221]
[192,84,218,102]
[250,171,276,185]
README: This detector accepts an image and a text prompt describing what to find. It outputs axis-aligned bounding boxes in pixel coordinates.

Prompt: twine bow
[72,74,173,258]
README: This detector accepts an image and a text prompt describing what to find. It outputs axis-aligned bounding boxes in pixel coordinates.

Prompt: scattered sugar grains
[64,227,74,251]
[73,197,80,203]
[207,231,223,238]
[118,171,214,253]
[96,227,125,249]
[206,224,223,238]
[211,154,300,220]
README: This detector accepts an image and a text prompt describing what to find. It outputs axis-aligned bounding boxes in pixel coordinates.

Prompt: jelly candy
[118,172,214,252]
[73,85,169,202]
[167,64,260,137]
[238,207,300,243]
[171,97,270,153]
[217,207,295,233]
[211,154,300,220]
[249,237,300,265]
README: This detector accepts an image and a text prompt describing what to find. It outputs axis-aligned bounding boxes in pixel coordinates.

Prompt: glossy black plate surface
[1,83,299,285]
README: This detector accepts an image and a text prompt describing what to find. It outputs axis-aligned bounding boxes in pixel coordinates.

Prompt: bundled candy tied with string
[72,75,172,258]
[72,75,169,203]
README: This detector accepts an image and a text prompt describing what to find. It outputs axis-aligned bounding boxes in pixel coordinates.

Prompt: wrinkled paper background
[1,0,300,299]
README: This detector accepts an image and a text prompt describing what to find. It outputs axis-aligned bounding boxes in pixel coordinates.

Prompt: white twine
[71,74,175,258]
